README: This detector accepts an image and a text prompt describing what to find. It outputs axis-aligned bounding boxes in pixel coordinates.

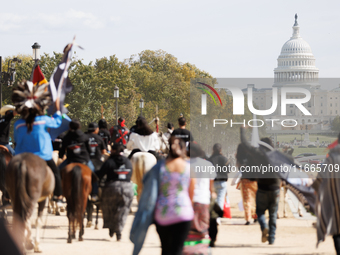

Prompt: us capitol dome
[245,14,340,133]
[273,14,319,88]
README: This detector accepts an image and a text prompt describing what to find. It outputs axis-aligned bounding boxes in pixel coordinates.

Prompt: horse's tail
[0,153,6,192]
[132,154,145,201]
[70,165,82,219]
[14,159,32,221]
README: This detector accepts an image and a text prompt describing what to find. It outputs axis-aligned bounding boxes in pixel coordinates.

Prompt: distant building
[243,15,340,132]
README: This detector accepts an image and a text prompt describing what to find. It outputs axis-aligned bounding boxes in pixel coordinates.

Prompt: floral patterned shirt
[154,162,194,226]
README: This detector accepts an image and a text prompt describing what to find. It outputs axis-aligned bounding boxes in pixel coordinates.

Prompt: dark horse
[0,145,12,210]
[5,153,55,253]
[61,163,92,243]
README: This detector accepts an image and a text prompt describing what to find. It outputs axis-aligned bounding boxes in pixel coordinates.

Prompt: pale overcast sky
[1,0,339,78]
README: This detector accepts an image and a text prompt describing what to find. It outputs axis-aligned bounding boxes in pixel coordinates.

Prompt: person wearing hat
[59,120,99,201]
[98,119,111,151]
[87,122,107,170]
[0,105,16,155]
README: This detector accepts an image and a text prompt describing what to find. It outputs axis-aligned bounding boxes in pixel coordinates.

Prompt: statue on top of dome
[294,13,298,26]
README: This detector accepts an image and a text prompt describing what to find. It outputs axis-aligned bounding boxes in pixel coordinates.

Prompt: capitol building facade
[244,15,340,133]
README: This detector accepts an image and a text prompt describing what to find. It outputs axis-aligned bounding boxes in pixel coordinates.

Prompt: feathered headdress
[12,80,51,119]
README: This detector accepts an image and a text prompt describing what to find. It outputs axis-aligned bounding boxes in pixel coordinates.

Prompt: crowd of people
[1,81,340,255]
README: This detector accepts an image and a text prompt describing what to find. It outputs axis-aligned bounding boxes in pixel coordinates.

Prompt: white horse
[130,152,157,201]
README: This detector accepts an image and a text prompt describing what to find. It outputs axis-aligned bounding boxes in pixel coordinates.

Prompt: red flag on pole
[32,65,48,85]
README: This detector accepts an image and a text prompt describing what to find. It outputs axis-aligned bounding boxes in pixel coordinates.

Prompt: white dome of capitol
[280,38,312,54]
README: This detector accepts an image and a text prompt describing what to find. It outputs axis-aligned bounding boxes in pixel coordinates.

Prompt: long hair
[135,117,153,136]
[168,137,186,159]
[12,80,51,133]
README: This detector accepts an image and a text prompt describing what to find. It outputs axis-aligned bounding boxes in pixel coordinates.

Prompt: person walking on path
[130,136,195,255]
[96,144,134,241]
[236,143,258,225]
[171,117,194,146]
[240,128,280,244]
[208,143,229,211]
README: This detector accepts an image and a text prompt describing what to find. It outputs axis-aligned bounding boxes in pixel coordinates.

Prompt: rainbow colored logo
[197,82,222,106]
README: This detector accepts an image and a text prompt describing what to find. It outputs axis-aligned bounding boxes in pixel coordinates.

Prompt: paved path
[6,182,336,255]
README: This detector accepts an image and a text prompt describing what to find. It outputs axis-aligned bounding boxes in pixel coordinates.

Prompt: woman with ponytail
[12,81,63,202]
[131,137,195,255]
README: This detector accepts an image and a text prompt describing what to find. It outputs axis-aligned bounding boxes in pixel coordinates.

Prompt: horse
[0,145,13,220]
[130,152,157,202]
[5,153,55,253]
[61,163,92,243]
[47,150,65,216]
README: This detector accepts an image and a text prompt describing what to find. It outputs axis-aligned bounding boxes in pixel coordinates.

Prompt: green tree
[332,115,340,132]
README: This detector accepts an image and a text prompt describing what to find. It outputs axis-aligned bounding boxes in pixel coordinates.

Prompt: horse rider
[0,105,17,155]
[12,81,63,203]
[111,117,130,147]
[164,122,174,140]
[58,119,99,201]
[86,122,107,170]
[98,119,111,152]
[171,116,194,147]
[127,116,160,160]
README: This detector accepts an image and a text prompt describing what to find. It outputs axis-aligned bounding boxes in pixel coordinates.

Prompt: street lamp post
[114,85,119,125]
[0,56,21,115]
[32,42,41,64]
[30,42,41,81]
[139,98,144,116]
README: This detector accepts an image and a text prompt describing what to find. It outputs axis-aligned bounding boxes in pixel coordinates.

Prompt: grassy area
[277,134,336,144]
[273,134,334,156]
[291,147,328,157]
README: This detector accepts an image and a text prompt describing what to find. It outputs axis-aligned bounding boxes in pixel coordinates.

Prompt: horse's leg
[47,195,52,214]
[12,213,26,253]
[67,212,72,243]
[298,202,303,217]
[71,217,76,239]
[55,201,60,216]
[34,200,45,253]
[79,213,84,241]
[95,204,99,230]
[25,218,34,250]
[283,186,288,218]
[86,199,93,228]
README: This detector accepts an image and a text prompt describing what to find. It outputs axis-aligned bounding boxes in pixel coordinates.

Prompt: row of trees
[2,50,211,132]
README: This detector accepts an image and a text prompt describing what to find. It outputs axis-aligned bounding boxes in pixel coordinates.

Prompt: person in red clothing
[111,117,129,147]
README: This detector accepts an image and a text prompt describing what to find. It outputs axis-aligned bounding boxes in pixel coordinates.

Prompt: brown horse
[5,153,55,253]
[61,163,92,243]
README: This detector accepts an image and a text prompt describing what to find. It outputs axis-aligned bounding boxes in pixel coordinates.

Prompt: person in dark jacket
[111,117,130,147]
[98,119,111,151]
[96,144,134,240]
[0,108,16,155]
[240,128,280,245]
[87,122,107,170]
[59,120,98,200]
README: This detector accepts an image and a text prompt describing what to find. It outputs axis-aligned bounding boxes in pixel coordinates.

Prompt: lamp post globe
[32,42,41,62]
[139,98,144,116]
[114,85,119,125]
